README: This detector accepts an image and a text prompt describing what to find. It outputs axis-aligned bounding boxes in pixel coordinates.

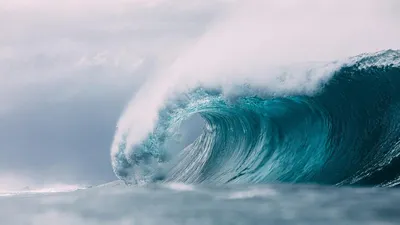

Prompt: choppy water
[1,182,400,225]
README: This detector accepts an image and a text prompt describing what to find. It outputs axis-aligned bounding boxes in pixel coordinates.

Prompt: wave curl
[112,50,400,187]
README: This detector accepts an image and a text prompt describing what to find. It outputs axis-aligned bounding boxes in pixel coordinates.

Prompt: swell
[112,50,400,187]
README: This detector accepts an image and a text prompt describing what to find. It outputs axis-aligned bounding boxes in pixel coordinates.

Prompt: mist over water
[111,0,400,186]
[113,0,400,154]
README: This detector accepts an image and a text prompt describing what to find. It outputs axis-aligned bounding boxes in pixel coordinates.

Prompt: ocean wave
[111,49,400,187]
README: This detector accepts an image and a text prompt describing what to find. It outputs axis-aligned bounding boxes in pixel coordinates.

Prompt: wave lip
[112,49,400,187]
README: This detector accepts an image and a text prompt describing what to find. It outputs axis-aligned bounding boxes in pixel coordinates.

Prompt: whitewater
[2,0,400,224]
[112,50,400,187]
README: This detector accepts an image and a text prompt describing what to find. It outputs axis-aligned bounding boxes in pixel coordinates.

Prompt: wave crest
[112,50,400,187]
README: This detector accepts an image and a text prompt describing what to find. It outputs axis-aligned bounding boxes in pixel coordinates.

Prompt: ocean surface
[2,50,400,224]
[1,181,400,225]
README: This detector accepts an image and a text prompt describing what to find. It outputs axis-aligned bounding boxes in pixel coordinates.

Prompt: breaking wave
[111,50,400,187]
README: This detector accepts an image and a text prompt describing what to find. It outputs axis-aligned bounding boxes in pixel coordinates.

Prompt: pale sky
[0,0,227,188]
[0,0,399,189]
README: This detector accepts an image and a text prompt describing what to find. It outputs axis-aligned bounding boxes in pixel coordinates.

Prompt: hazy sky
[0,0,231,188]
[1,0,399,189]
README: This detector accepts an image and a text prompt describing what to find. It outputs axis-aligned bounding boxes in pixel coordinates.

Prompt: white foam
[225,188,278,200]
[164,183,195,192]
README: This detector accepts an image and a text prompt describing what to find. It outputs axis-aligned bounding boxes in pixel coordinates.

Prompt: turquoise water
[113,50,400,187]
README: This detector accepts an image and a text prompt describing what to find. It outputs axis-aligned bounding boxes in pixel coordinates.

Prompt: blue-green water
[113,50,400,187]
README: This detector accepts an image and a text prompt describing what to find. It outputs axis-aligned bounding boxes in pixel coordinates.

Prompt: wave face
[112,50,400,187]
